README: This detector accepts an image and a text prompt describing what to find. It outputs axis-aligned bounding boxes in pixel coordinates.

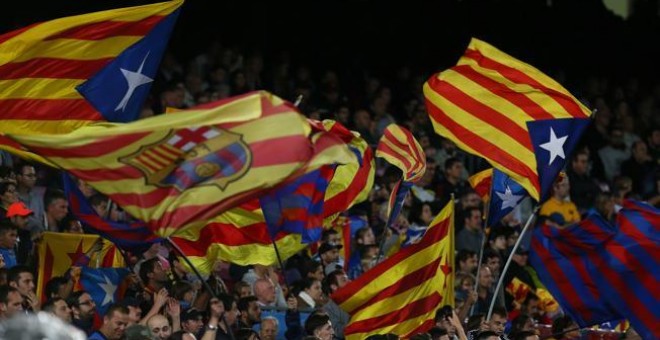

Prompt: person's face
[11,215,29,230]
[225,302,240,325]
[522,316,536,331]
[127,306,142,325]
[358,228,375,245]
[467,210,482,230]
[554,179,570,198]
[437,319,456,337]
[13,272,35,295]
[306,280,323,302]
[0,229,18,249]
[492,236,507,250]
[446,162,464,179]
[572,154,589,175]
[525,299,539,315]
[463,193,481,208]
[315,321,335,340]
[239,285,252,298]
[104,311,128,340]
[67,220,84,234]
[461,278,474,292]
[488,314,507,335]
[148,315,172,340]
[247,301,261,323]
[463,255,478,272]
[260,319,278,340]
[150,261,168,283]
[479,268,493,288]
[327,233,341,246]
[421,204,434,225]
[76,293,97,319]
[93,201,108,218]
[5,291,23,317]
[1,184,17,206]
[48,198,69,222]
[486,256,501,274]
[322,249,340,264]
[183,317,203,333]
[335,272,350,289]
[633,141,648,159]
[53,299,72,322]
[17,166,36,188]
[310,265,324,281]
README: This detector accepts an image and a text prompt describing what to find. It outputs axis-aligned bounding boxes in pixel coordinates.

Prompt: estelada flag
[0,0,183,163]
[424,38,592,201]
[36,232,124,302]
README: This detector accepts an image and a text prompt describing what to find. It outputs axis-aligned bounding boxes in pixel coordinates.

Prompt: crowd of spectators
[0,1,659,339]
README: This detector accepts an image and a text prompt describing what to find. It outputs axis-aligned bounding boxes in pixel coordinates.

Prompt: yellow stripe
[0,144,55,166]
[346,309,438,340]
[0,78,83,99]
[423,82,540,200]
[468,168,493,189]
[0,0,182,64]
[9,36,144,63]
[425,76,536,165]
[168,207,265,240]
[458,38,591,118]
[0,119,94,135]
[179,234,306,274]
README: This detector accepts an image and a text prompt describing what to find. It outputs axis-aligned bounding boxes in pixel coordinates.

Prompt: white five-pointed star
[496,186,523,210]
[99,274,118,306]
[539,127,568,165]
[115,52,154,111]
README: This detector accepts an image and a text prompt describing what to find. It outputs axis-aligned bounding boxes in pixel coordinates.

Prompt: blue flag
[79,267,131,317]
[487,169,528,227]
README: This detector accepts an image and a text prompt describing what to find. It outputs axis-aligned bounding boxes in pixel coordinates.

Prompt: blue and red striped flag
[63,173,161,253]
[376,124,426,227]
[424,38,592,202]
[260,166,335,244]
[0,0,183,163]
[530,200,659,339]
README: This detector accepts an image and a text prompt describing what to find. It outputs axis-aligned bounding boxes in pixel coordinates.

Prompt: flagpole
[471,182,494,315]
[271,239,290,288]
[166,237,235,340]
[486,205,539,321]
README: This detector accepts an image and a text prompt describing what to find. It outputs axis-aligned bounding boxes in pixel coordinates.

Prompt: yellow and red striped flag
[468,168,493,202]
[0,0,183,163]
[331,200,454,339]
[6,91,326,237]
[36,232,125,302]
[169,200,307,274]
[376,124,426,227]
[424,38,592,201]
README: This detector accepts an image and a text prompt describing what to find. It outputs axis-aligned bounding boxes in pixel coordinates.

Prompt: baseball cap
[6,202,33,218]
[324,262,343,276]
[318,242,343,255]
[181,308,204,323]
[515,246,530,255]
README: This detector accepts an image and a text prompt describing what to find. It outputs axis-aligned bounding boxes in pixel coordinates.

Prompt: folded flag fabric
[424,38,592,201]
[530,200,659,339]
[486,169,528,227]
[0,0,183,163]
[79,267,131,317]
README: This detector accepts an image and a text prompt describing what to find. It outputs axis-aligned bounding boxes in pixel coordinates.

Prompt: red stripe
[405,319,437,338]
[463,49,588,118]
[26,132,151,158]
[246,135,311,167]
[452,65,555,120]
[618,214,660,264]
[72,165,144,182]
[378,142,413,173]
[349,257,443,315]
[332,219,449,305]
[323,148,373,217]
[402,128,425,176]
[39,243,55,303]
[0,58,112,80]
[345,293,442,335]
[424,95,540,194]
[601,240,659,300]
[0,98,102,121]
[45,15,165,40]
[530,237,593,320]
[428,77,533,152]
[140,150,169,169]
[0,23,38,44]
[149,146,181,163]
[585,252,658,329]
[134,155,162,172]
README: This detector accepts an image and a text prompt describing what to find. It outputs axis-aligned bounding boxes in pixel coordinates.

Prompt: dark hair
[0,220,17,234]
[89,194,107,209]
[428,327,447,337]
[171,280,194,301]
[44,189,66,208]
[457,249,477,264]
[0,182,15,196]
[321,228,338,242]
[217,293,235,311]
[104,303,129,318]
[7,265,32,285]
[139,257,160,284]
[235,328,261,340]
[42,297,65,313]
[304,313,330,335]
[510,330,538,340]
[491,306,508,319]
[66,290,87,308]
[510,314,532,334]
[434,305,453,322]
[168,330,193,340]
[552,315,576,334]
[45,276,68,298]
[322,269,344,295]
[0,285,19,303]
[237,295,258,313]
[444,157,462,171]
[466,314,485,332]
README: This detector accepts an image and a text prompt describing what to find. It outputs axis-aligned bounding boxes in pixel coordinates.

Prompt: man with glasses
[14,164,45,233]
[67,290,97,335]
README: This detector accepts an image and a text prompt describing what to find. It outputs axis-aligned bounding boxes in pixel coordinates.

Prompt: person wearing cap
[318,242,342,267]
[5,202,34,266]
[180,308,204,335]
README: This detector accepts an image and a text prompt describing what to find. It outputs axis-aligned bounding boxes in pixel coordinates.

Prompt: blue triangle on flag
[77,9,181,122]
[527,118,590,202]
[487,169,528,227]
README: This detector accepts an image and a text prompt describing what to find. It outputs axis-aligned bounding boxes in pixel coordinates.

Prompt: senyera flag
[0,0,183,163]
[6,91,331,237]
[424,38,592,202]
[331,200,454,339]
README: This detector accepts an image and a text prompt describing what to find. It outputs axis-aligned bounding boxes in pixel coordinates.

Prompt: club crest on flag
[120,126,252,191]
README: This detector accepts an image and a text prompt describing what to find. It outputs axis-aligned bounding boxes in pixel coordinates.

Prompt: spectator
[43,189,69,232]
[7,265,38,311]
[304,312,335,340]
[147,314,173,340]
[456,207,484,253]
[0,285,23,319]
[0,221,18,269]
[539,176,579,226]
[42,297,73,322]
[13,163,45,232]
[67,290,97,335]
[567,149,601,213]
[237,295,261,328]
[620,140,657,198]
[89,304,129,340]
[260,316,279,340]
